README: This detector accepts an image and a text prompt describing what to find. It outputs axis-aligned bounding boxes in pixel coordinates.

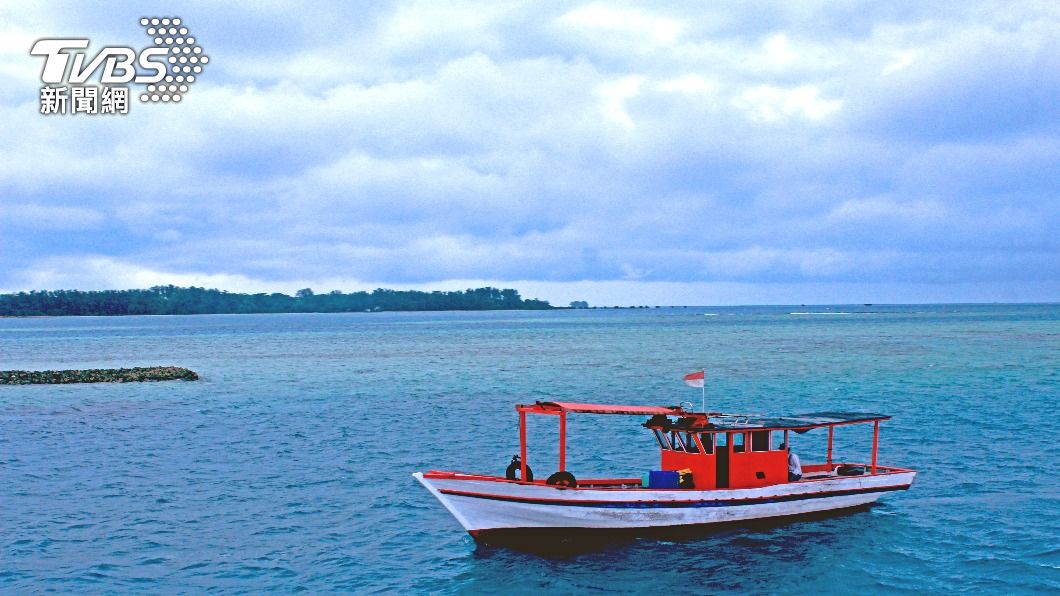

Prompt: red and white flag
[683,370,705,388]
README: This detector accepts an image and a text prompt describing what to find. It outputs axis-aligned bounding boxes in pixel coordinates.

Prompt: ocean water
[1,305,1058,593]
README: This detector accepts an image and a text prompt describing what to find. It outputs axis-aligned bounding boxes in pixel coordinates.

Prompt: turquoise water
[2,305,1058,593]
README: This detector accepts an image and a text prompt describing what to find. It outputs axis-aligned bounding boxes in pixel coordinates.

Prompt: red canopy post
[871,420,879,474]
[519,409,528,480]
[559,410,567,472]
[827,426,834,466]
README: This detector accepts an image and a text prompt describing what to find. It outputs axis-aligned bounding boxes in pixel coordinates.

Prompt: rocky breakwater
[0,366,199,384]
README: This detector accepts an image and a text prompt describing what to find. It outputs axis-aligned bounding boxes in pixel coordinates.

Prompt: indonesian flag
[683,370,705,388]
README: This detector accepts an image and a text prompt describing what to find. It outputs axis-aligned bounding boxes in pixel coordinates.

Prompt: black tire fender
[546,471,578,488]
[505,455,533,482]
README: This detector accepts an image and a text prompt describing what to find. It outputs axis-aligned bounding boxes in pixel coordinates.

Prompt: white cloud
[597,75,643,129]
[763,34,798,67]
[657,74,718,95]
[732,84,843,122]
[881,50,916,76]
[559,4,684,47]
[7,256,279,293]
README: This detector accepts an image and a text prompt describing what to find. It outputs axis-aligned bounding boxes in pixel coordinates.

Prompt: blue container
[648,470,680,489]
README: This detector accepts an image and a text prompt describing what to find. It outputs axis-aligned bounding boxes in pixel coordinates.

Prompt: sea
[1,304,1058,593]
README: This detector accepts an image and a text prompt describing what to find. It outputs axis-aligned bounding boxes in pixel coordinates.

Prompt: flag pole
[701,369,706,413]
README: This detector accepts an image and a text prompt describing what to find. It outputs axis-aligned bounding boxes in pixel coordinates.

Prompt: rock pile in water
[0,366,199,385]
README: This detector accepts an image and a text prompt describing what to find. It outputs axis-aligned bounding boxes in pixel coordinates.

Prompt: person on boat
[788,449,803,481]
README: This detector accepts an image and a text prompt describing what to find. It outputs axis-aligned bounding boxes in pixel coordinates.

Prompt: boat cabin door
[715,432,729,488]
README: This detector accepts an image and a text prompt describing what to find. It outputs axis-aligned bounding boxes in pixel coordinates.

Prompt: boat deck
[427,463,914,491]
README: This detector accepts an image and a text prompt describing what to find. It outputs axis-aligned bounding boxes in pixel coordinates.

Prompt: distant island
[0,285,553,317]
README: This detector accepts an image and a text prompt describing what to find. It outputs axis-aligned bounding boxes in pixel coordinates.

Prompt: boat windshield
[660,431,701,453]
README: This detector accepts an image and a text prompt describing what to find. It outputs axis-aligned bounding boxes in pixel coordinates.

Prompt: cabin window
[733,432,746,453]
[653,429,670,450]
[716,432,728,447]
[665,431,699,453]
[699,433,714,454]
[668,431,685,452]
[771,430,786,450]
[681,432,699,453]
[751,431,769,452]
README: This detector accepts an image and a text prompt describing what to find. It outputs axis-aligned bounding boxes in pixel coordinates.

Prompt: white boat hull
[414,469,915,539]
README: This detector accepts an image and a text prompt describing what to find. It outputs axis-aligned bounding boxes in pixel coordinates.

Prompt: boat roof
[518,401,889,430]
[702,412,890,431]
[519,401,685,416]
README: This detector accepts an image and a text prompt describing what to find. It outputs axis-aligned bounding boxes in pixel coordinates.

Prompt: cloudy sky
[1,1,1058,305]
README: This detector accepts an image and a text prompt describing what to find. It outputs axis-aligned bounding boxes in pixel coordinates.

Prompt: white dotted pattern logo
[138,17,208,103]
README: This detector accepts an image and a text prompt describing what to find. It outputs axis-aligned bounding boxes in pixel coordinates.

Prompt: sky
[1,1,1058,306]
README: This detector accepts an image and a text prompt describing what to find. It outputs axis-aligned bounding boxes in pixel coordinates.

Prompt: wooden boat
[415,401,915,543]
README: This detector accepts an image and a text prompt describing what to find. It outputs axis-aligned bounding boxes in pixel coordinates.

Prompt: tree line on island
[0,286,554,316]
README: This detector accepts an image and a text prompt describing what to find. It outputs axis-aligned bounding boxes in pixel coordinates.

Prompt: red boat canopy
[517,401,687,416]
[511,400,891,478]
